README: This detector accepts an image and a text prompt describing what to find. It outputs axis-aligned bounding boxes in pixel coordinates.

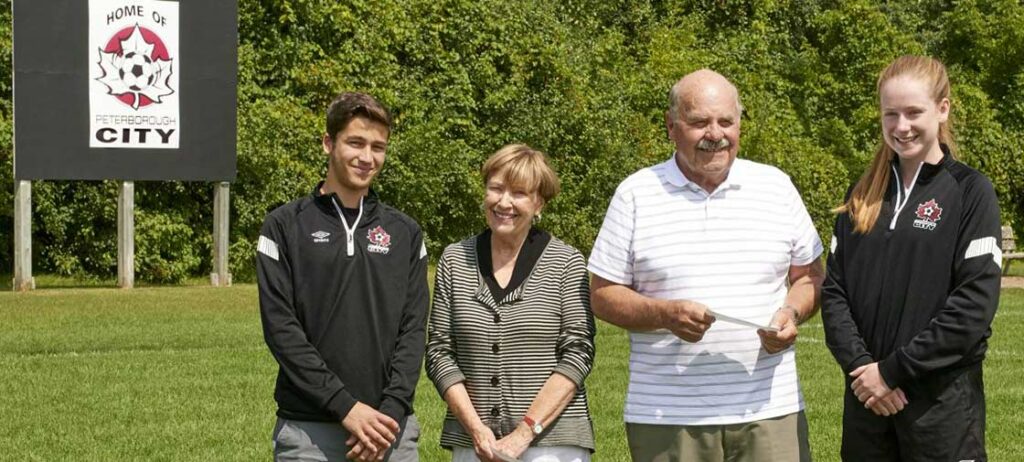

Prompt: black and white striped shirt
[426,233,596,450]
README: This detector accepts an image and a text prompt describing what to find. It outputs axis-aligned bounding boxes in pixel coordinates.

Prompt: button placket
[490,304,504,424]
[490,307,501,388]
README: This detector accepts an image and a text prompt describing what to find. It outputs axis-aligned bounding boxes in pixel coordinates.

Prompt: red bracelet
[522,415,543,435]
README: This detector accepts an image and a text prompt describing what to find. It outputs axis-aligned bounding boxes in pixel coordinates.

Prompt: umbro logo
[311,231,330,243]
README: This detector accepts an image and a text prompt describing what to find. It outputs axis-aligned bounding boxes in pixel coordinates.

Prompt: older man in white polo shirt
[589,69,825,461]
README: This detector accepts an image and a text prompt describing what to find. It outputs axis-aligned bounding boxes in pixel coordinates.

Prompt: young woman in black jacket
[822,55,1002,461]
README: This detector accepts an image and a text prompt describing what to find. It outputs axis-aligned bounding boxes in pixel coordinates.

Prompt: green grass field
[1,278,1022,461]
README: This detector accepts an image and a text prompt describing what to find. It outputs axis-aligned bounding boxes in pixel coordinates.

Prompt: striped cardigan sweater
[425,234,596,450]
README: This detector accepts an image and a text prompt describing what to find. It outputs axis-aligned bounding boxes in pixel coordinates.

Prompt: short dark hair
[325,92,392,140]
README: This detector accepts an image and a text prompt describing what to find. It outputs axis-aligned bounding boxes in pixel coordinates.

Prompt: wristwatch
[522,415,543,435]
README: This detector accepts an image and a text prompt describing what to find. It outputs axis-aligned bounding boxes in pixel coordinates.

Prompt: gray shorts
[272,414,419,462]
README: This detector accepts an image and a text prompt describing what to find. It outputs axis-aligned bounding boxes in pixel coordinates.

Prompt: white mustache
[696,138,731,151]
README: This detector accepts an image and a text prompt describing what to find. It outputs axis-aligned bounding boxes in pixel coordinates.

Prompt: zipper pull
[331,196,363,258]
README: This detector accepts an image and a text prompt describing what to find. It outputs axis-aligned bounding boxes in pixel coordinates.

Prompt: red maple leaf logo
[367,226,391,247]
[915,199,943,223]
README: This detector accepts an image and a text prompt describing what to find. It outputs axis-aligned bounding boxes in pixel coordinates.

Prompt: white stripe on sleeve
[964,236,1001,268]
[258,235,279,261]
[830,235,837,254]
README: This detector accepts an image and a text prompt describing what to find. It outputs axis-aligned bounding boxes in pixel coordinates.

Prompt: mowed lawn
[1,278,1022,461]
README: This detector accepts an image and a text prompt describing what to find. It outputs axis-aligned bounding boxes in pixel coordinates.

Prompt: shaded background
[1,0,1022,283]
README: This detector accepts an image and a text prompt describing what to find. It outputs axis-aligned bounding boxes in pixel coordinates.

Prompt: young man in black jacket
[258,92,428,462]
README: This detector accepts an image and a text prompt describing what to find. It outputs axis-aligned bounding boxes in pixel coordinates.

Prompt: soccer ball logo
[368,226,391,247]
[96,24,174,110]
[119,52,157,91]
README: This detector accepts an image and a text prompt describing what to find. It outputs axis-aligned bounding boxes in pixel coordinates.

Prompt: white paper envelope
[707,309,779,332]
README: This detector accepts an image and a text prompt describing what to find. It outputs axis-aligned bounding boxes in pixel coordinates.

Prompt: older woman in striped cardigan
[426,144,597,462]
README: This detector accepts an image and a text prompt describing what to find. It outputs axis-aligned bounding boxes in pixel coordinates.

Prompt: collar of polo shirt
[665,151,744,194]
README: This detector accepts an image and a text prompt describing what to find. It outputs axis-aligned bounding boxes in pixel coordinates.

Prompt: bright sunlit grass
[1,283,1021,461]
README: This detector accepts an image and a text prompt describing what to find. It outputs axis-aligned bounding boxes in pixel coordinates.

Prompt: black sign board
[13,0,237,181]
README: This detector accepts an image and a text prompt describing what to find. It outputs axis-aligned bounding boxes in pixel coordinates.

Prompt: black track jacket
[822,148,1002,397]
[257,184,429,423]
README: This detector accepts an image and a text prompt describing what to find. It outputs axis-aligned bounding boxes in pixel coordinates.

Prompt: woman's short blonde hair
[481,144,560,203]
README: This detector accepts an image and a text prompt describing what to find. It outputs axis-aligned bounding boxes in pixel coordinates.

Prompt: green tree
[2,0,1021,281]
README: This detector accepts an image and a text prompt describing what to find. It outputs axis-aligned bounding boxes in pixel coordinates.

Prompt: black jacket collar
[890,143,954,187]
[310,181,381,219]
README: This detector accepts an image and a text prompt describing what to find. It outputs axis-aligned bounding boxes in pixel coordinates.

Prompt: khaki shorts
[625,411,811,462]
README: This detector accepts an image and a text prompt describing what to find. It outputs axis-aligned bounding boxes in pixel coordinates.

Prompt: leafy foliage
[1,0,1022,281]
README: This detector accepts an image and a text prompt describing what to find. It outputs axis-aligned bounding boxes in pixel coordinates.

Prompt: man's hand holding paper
[757,306,799,354]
